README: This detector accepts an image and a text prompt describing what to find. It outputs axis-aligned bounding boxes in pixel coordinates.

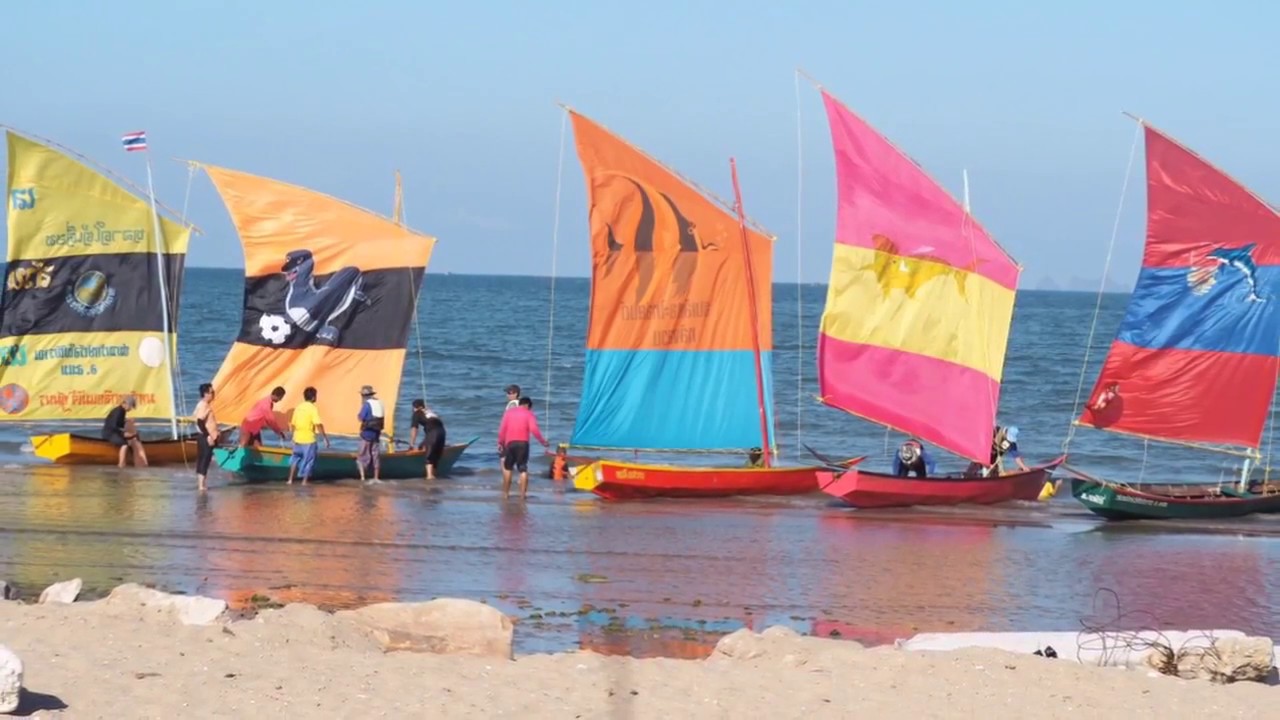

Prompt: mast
[138,139,180,440]
[729,158,772,466]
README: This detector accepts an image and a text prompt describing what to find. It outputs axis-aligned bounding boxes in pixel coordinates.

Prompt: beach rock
[103,584,227,626]
[336,599,514,659]
[237,603,382,654]
[1158,636,1276,683]
[711,625,863,669]
[38,578,82,605]
[0,644,21,713]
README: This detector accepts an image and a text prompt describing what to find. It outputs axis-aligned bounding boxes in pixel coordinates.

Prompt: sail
[0,131,189,422]
[815,91,1020,464]
[199,164,434,437]
[1078,124,1280,449]
[566,111,775,452]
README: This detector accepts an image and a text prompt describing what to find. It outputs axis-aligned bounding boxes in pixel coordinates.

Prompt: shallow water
[1,272,1278,656]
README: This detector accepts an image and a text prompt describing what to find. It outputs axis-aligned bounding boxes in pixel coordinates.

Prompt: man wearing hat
[356,385,385,481]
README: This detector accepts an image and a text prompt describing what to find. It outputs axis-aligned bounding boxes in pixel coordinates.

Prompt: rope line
[1063,121,1142,454]
[544,111,569,437]
[794,69,805,461]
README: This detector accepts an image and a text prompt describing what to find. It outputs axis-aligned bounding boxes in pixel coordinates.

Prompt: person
[893,438,935,478]
[746,447,764,468]
[355,385,385,482]
[504,384,520,412]
[193,383,219,492]
[990,425,1030,475]
[287,386,329,485]
[408,398,447,480]
[240,386,288,447]
[551,443,572,481]
[497,396,548,499]
[103,395,147,468]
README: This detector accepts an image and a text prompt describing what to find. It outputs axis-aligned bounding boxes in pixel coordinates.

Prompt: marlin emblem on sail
[1206,243,1265,302]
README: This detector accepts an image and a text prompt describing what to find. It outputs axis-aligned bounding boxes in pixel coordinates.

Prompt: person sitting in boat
[746,447,765,468]
[990,425,1029,475]
[103,395,148,468]
[892,438,934,477]
[239,386,288,447]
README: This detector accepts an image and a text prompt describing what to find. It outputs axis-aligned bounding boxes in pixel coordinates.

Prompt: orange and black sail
[196,164,435,437]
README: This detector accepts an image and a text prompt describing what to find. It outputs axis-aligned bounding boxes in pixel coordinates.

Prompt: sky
[3,1,1278,287]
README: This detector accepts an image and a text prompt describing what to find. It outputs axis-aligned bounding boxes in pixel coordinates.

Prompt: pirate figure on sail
[281,249,370,345]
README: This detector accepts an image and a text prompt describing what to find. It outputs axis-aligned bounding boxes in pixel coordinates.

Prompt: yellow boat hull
[30,433,200,466]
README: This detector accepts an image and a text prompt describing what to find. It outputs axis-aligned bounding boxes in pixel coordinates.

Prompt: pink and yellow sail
[816,90,1020,464]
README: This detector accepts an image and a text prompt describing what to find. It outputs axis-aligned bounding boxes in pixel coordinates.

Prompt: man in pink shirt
[239,386,288,447]
[497,396,548,499]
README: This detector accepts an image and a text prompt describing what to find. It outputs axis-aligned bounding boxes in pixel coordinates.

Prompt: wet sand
[1,599,1274,719]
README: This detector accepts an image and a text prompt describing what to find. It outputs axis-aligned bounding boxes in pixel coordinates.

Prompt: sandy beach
[1,595,1274,719]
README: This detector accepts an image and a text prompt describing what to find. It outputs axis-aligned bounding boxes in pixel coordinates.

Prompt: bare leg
[426,462,436,481]
[132,440,149,467]
[519,471,529,499]
[117,445,128,468]
[501,468,512,499]
[286,464,295,485]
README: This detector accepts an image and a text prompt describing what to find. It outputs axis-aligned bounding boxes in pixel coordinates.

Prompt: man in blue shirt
[356,385,385,481]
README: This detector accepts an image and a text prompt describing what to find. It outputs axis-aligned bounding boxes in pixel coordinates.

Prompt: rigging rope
[544,111,569,438]
[794,69,805,461]
[1063,121,1142,454]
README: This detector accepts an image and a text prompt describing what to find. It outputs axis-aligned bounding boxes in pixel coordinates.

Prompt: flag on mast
[121,131,148,152]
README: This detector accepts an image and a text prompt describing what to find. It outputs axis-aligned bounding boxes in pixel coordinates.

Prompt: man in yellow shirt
[287,386,330,485]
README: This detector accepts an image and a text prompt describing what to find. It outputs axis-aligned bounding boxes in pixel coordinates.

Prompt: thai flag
[121,131,147,152]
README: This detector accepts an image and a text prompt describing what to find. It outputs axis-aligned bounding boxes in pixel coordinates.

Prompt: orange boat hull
[31,433,201,466]
[574,459,828,500]
[818,456,1066,509]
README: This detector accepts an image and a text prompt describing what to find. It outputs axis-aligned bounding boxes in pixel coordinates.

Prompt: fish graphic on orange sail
[808,82,1062,509]
[200,166,474,481]
[562,108,831,499]
[1067,119,1280,520]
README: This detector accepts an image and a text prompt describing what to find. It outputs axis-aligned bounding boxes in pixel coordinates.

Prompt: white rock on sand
[1145,636,1277,683]
[37,578,81,605]
[0,643,21,713]
[100,584,228,626]
[336,598,514,659]
[0,600,1275,718]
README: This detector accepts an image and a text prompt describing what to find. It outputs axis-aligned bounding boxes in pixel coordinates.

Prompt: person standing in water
[287,386,329,485]
[240,386,287,447]
[504,384,521,412]
[103,395,147,468]
[355,385,385,482]
[193,383,219,492]
[408,398,448,480]
[497,396,548,499]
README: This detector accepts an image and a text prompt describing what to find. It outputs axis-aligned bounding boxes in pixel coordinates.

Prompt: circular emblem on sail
[138,336,166,368]
[259,313,292,345]
[0,383,29,414]
[65,271,117,317]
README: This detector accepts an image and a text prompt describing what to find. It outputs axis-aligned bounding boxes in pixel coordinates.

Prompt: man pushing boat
[239,387,288,447]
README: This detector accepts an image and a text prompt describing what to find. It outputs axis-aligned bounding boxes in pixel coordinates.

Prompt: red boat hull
[576,459,846,500]
[818,456,1066,509]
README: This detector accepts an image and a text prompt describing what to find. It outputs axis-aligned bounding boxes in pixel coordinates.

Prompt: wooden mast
[729,158,772,467]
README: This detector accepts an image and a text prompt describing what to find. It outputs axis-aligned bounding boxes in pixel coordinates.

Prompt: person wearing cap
[990,425,1029,475]
[408,398,447,480]
[356,385,386,482]
[102,394,148,468]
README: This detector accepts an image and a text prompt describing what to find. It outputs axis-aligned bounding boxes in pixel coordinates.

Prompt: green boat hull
[1071,478,1280,520]
[213,437,476,482]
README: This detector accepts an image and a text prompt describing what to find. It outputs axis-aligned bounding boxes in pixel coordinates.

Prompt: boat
[1063,117,1280,521]
[553,107,824,499]
[193,163,470,481]
[1,129,197,465]
[801,79,1058,508]
[212,437,477,482]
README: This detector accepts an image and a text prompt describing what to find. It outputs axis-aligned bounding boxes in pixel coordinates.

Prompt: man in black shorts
[496,396,548,499]
[103,395,147,468]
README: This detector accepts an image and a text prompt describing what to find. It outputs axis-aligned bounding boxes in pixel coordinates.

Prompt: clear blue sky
[3,1,1277,286]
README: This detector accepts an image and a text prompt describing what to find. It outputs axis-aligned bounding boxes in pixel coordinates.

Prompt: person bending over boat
[193,383,219,492]
[287,386,329,485]
[356,385,385,482]
[240,386,288,447]
[103,395,147,468]
[893,438,935,478]
[497,396,548,500]
[990,426,1029,475]
[746,447,764,468]
[408,398,447,480]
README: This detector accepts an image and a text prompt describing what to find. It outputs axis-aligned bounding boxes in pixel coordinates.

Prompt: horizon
[4,1,1277,288]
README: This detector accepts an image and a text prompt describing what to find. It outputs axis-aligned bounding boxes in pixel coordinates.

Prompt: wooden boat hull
[1070,476,1280,520]
[818,456,1066,509]
[572,459,831,500]
[30,433,201,466]
[212,437,476,482]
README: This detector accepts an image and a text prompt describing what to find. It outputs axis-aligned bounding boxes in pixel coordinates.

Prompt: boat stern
[29,433,74,464]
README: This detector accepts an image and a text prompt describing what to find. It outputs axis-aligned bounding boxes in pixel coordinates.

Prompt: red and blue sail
[566,110,776,452]
[1079,124,1280,449]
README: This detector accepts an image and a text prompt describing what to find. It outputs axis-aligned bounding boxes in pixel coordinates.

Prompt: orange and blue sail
[816,91,1019,465]
[566,110,775,452]
[1078,124,1280,449]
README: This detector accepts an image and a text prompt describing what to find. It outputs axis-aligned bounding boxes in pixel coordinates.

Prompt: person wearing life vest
[356,385,386,482]
[893,438,935,478]
[989,425,1029,476]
